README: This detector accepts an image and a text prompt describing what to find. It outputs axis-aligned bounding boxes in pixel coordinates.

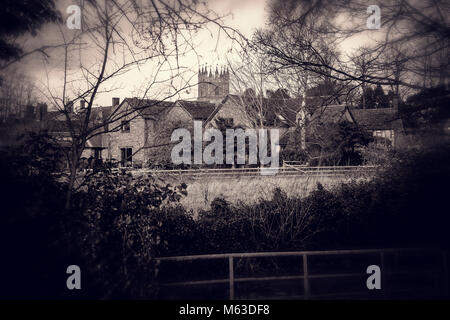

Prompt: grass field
[152,172,374,213]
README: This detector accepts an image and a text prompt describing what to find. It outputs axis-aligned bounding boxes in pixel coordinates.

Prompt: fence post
[229,256,234,300]
[303,254,310,299]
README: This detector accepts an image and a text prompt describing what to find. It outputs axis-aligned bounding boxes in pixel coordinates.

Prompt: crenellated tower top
[198,64,230,102]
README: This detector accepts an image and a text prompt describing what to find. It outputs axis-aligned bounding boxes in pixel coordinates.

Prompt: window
[214,86,220,96]
[120,148,132,167]
[224,118,234,127]
[373,129,393,141]
[373,130,394,147]
[94,148,102,159]
[121,120,130,132]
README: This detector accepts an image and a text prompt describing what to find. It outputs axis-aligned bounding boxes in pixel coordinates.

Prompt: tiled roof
[46,120,106,148]
[46,119,81,132]
[124,98,175,119]
[250,96,302,125]
[203,93,351,128]
[309,104,350,124]
[304,95,341,110]
[85,134,104,148]
[210,94,302,126]
[177,100,217,120]
[349,107,401,130]
[44,111,108,148]
[122,98,216,121]
[46,110,65,121]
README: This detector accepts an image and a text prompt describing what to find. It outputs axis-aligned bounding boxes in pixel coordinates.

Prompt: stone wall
[108,106,146,165]
[206,98,253,129]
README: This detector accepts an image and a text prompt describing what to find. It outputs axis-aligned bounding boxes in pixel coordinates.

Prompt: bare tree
[255,0,449,92]
[33,0,234,209]
[350,47,380,109]
[0,69,37,121]
[251,0,449,162]
[226,48,271,129]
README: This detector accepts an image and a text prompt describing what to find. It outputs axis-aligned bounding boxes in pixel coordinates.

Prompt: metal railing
[131,165,378,177]
[155,248,448,300]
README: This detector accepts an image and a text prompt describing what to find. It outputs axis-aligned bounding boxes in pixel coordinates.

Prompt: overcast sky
[6,0,267,108]
[11,0,377,109]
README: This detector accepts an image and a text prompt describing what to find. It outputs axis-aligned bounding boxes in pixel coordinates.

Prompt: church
[101,64,282,167]
[42,65,406,168]
[197,65,230,102]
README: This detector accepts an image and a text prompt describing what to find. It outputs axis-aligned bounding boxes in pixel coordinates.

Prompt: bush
[360,142,396,165]
[0,132,190,298]
[69,171,188,298]
[2,131,449,298]
[0,132,69,298]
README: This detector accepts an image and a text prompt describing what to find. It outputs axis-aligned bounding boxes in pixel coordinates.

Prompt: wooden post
[229,256,234,300]
[303,254,310,299]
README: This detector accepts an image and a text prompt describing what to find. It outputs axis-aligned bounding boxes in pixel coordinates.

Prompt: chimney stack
[80,100,86,109]
[112,97,120,107]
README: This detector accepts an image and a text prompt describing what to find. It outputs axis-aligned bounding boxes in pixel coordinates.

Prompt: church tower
[197,64,230,102]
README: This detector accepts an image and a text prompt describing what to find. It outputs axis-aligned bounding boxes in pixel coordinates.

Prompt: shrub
[2,131,449,298]
[0,132,191,298]
[70,171,188,298]
[0,132,68,298]
[360,142,397,165]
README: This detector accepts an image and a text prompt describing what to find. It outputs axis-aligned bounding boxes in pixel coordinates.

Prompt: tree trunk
[362,83,366,109]
[65,148,80,211]
[300,76,309,150]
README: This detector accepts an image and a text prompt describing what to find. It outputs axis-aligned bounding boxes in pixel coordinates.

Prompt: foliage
[280,127,308,163]
[270,88,290,99]
[307,121,373,166]
[281,121,373,165]
[374,84,390,108]
[0,0,61,62]
[358,85,390,109]
[280,146,309,163]
[360,141,396,165]
[0,131,190,298]
[2,130,449,298]
[185,143,450,253]
[69,171,188,298]
[402,85,450,129]
[256,0,449,94]
[0,132,67,298]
